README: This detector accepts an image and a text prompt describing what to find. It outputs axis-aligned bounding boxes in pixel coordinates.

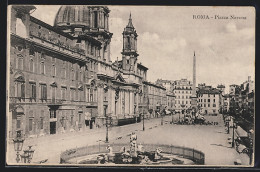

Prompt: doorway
[50,122,56,134]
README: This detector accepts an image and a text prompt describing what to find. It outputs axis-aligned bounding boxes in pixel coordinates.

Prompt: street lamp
[105,115,109,143]
[231,120,237,148]
[142,112,145,131]
[139,90,144,131]
[13,130,24,163]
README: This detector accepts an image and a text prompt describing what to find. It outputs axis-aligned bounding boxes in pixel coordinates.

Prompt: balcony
[46,99,64,105]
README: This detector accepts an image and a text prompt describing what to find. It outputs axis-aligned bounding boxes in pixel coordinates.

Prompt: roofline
[30,16,74,39]
[143,81,166,90]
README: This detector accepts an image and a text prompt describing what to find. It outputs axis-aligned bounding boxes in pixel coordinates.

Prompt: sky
[31,5,255,88]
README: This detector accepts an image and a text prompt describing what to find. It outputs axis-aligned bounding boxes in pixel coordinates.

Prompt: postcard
[6,5,255,167]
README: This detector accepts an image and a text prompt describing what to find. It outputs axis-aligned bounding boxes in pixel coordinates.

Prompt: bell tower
[121,13,139,72]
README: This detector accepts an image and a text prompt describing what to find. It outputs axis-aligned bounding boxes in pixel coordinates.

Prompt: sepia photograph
[6,5,255,167]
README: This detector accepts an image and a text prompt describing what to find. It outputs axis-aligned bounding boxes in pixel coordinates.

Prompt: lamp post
[142,112,145,131]
[13,130,24,163]
[105,115,109,143]
[139,90,144,131]
[232,120,237,148]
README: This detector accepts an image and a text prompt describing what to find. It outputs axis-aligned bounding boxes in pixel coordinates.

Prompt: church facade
[8,5,154,138]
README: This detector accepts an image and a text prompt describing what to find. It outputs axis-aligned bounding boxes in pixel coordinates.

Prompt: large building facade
[197,85,221,115]
[8,5,149,138]
[143,81,167,118]
[173,79,193,112]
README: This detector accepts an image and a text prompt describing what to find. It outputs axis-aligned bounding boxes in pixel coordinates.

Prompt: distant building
[143,81,166,117]
[197,85,221,115]
[156,79,173,92]
[223,94,231,113]
[173,79,193,112]
[156,79,175,111]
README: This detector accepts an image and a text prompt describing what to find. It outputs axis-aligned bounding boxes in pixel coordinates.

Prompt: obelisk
[191,51,197,109]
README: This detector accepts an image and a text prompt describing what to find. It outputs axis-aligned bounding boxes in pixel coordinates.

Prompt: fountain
[69,132,199,165]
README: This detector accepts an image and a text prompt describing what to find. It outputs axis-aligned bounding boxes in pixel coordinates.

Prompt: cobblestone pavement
[6,114,250,166]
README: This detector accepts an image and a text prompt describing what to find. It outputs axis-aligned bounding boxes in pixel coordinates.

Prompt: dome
[54,5,91,28]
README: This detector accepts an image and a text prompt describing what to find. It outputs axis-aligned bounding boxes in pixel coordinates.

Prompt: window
[214,94,215,97]
[17,57,24,70]
[94,11,98,28]
[79,113,82,123]
[40,117,44,130]
[16,116,21,129]
[208,104,210,107]
[29,83,36,100]
[213,99,215,103]
[61,87,66,100]
[71,69,75,80]
[127,60,130,64]
[29,59,34,72]
[51,64,56,77]
[90,88,93,102]
[29,118,33,131]
[40,84,47,100]
[15,80,25,99]
[204,99,206,102]
[213,104,216,107]
[208,94,210,97]
[208,99,210,102]
[182,101,184,104]
[61,67,66,79]
[70,88,75,101]
[50,110,56,118]
[204,104,206,107]
[40,62,45,74]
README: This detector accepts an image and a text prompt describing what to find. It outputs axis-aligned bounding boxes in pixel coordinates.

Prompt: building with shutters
[8,5,150,138]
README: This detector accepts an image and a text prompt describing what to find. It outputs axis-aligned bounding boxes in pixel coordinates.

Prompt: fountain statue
[78,131,189,165]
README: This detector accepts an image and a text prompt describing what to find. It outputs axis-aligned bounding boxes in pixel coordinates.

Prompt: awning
[236,126,248,137]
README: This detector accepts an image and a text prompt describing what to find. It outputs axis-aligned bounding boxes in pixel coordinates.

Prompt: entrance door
[50,122,56,134]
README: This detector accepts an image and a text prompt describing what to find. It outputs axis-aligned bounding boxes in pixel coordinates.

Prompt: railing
[60,143,205,165]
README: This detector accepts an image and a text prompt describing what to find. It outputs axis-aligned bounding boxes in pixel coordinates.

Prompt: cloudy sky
[31,5,255,88]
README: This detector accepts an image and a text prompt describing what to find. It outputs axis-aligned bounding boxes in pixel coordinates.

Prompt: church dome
[54,5,91,28]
